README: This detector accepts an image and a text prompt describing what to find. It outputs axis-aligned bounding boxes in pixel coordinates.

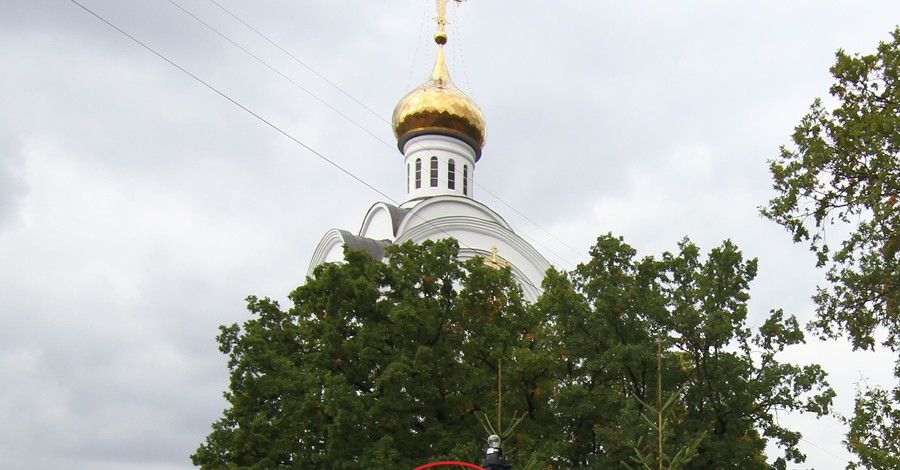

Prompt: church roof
[337,230,390,260]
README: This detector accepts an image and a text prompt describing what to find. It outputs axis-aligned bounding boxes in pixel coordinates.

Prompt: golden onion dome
[392,46,486,160]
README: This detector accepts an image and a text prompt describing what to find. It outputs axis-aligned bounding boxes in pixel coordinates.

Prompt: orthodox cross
[485,246,510,269]
[434,0,449,45]
[434,0,468,41]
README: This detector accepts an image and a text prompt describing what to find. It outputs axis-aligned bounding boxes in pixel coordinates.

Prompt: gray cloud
[0,137,26,229]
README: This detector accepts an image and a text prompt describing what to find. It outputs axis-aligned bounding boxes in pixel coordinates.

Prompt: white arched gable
[359,202,406,240]
[308,229,348,277]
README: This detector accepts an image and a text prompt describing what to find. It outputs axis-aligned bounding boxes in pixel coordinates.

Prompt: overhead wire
[67,0,394,208]
[165,0,395,151]
[403,0,432,92]
[475,185,585,264]
[194,0,583,269]
[171,0,585,273]
[801,436,851,465]
[66,0,550,298]
[206,0,386,125]
[202,0,578,270]
[198,0,582,272]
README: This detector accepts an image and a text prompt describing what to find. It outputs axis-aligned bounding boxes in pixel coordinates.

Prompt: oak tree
[762,27,900,468]
[534,235,833,469]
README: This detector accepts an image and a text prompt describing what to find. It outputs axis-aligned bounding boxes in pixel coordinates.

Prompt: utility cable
[166,0,396,151]
[68,0,550,297]
[177,0,576,270]
[189,0,583,269]
[800,436,851,465]
[68,0,394,206]
[167,2,572,272]
[476,185,585,263]
[206,0,387,126]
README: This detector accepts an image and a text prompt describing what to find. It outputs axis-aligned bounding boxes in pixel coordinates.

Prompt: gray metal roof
[338,229,391,260]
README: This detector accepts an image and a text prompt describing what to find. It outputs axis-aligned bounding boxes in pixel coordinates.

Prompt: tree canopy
[763,27,900,351]
[762,27,900,468]
[536,235,832,469]
[192,239,545,468]
[193,236,833,469]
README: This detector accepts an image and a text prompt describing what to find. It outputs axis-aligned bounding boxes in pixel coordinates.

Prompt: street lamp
[480,434,512,470]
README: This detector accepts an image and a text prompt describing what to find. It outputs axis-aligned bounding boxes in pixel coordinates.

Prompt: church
[308,2,550,301]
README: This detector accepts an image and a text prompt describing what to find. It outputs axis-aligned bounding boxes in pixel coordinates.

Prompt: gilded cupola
[391,0,486,160]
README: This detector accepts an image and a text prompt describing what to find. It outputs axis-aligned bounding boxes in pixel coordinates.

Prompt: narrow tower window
[415,158,422,189]
[463,165,469,195]
[407,163,411,193]
[447,159,456,190]
[430,156,439,187]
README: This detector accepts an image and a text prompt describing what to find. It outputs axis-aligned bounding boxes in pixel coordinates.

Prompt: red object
[414,461,486,470]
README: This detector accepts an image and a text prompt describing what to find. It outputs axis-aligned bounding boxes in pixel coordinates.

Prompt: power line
[205,0,387,126]
[801,436,851,465]
[67,0,393,206]
[67,0,550,298]
[171,0,580,273]
[476,184,585,264]
[171,0,576,271]
[186,0,584,269]
[165,0,395,151]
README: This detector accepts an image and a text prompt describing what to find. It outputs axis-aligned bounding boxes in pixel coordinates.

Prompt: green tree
[194,236,833,469]
[622,338,705,470]
[845,386,900,469]
[534,235,834,469]
[762,27,900,468]
[191,239,552,469]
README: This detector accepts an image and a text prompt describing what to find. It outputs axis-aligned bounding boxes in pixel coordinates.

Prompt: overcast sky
[2,1,899,468]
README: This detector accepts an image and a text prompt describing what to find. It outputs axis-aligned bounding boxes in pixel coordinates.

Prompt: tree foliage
[536,235,833,469]
[845,385,900,469]
[192,239,548,468]
[762,27,900,468]
[763,27,900,351]
[193,236,833,469]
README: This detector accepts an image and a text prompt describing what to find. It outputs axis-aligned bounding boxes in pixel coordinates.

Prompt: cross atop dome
[392,0,486,168]
[434,0,449,45]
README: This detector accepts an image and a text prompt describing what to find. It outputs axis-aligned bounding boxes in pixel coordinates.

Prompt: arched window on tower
[448,159,456,190]
[415,158,422,189]
[430,156,439,187]
[463,164,469,195]
[407,163,410,193]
